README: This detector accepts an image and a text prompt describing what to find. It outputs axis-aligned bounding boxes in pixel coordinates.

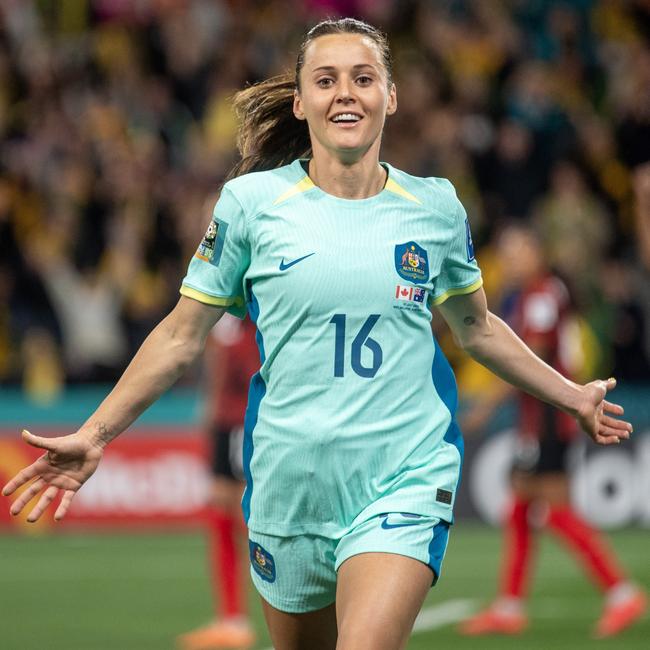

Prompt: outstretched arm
[74,296,224,446]
[2,296,225,521]
[436,287,632,444]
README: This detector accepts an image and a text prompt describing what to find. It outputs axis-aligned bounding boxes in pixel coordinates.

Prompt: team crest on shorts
[395,241,429,284]
[249,541,276,583]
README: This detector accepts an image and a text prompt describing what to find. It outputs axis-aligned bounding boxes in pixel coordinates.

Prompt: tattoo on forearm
[95,421,112,444]
[464,316,476,326]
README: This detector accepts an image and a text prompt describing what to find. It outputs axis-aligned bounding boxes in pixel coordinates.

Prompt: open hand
[575,378,633,445]
[2,430,104,522]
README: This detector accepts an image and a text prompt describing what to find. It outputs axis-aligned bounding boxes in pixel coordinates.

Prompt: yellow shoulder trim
[431,278,483,306]
[180,285,244,308]
[273,176,316,205]
[384,178,422,205]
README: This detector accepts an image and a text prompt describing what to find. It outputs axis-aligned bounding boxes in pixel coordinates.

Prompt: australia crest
[249,541,276,583]
[395,241,429,284]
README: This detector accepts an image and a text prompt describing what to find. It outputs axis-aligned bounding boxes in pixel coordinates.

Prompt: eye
[356,75,373,86]
[317,77,334,88]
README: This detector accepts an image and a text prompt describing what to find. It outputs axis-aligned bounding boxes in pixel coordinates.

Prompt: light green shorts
[248,512,450,613]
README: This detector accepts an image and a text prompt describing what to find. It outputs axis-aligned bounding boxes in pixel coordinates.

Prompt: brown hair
[226,18,392,180]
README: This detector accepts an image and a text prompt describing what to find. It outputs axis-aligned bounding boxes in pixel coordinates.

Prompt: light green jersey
[181,159,482,536]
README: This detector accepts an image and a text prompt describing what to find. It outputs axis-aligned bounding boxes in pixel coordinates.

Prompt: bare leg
[261,598,338,650]
[336,553,432,650]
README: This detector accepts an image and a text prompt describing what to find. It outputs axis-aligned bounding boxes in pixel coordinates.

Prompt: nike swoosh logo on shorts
[279,253,315,271]
[380,513,422,530]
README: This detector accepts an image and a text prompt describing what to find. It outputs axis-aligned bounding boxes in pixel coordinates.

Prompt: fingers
[587,379,634,446]
[54,490,76,521]
[592,419,633,445]
[9,477,45,515]
[2,460,45,496]
[27,485,60,523]
[593,434,621,446]
[3,429,81,523]
[600,414,632,435]
[598,425,626,440]
[603,400,624,416]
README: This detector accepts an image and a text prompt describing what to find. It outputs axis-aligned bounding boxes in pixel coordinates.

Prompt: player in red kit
[178,315,260,650]
[459,224,647,639]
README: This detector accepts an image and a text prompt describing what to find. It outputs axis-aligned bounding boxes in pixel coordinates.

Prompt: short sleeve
[180,186,250,318]
[430,198,482,305]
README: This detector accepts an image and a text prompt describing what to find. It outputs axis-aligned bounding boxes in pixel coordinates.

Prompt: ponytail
[226,73,311,181]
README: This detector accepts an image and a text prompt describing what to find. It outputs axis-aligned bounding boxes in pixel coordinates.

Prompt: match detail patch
[436,488,453,505]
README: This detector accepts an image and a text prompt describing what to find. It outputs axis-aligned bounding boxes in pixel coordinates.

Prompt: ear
[386,83,397,116]
[293,90,306,121]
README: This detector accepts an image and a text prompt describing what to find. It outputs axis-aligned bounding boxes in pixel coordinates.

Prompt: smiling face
[293,33,397,163]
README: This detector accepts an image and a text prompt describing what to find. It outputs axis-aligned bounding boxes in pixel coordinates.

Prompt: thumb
[593,377,616,398]
[595,377,616,399]
[21,429,58,452]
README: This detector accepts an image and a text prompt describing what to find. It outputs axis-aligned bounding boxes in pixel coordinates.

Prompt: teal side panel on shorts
[428,520,450,584]
[242,286,265,523]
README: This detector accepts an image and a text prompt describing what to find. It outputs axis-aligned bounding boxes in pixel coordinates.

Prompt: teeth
[332,113,361,122]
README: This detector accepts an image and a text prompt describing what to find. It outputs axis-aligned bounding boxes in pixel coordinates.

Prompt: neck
[308,146,386,200]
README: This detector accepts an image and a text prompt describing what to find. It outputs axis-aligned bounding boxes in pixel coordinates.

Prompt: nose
[336,76,355,104]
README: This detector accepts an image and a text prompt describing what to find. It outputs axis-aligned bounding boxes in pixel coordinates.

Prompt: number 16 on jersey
[329,314,383,379]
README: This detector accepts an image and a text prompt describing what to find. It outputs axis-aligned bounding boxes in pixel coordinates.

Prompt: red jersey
[507,275,578,441]
[205,315,260,429]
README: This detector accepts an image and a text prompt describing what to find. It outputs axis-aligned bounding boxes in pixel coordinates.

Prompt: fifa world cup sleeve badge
[195,218,228,266]
[394,241,429,284]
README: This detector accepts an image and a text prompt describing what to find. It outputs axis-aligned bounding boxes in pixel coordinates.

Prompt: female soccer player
[2,19,632,650]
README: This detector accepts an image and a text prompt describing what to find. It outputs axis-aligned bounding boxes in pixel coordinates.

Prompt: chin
[331,136,376,154]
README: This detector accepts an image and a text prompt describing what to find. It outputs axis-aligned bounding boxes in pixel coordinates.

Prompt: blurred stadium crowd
[1,0,649,400]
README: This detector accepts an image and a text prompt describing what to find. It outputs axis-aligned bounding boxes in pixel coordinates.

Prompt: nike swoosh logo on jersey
[279,253,315,271]
[380,513,422,530]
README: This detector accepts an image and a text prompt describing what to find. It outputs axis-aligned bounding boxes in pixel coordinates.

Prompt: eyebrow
[311,64,378,74]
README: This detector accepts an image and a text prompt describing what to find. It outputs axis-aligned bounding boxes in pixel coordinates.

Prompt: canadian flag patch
[395,285,414,301]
